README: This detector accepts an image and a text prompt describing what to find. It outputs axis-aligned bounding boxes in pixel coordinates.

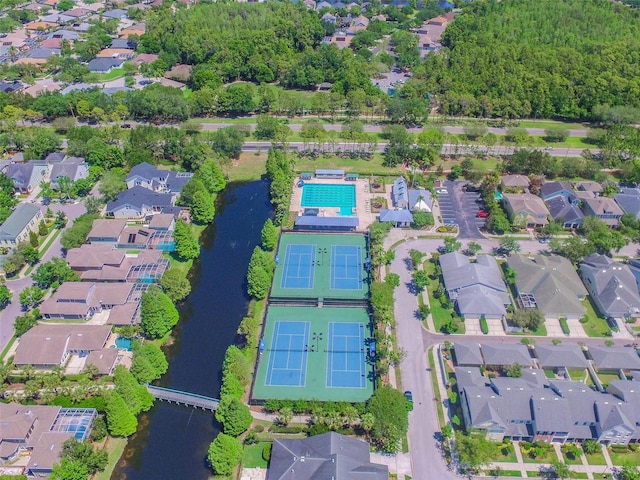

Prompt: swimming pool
[301,184,356,209]
[115,337,133,351]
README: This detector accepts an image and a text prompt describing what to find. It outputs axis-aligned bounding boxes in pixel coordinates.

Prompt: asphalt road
[389,237,639,480]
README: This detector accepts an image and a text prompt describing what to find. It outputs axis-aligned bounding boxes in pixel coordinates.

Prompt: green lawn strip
[427,348,445,428]
[526,471,542,477]
[592,474,611,479]
[608,450,640,466]
[294,153,398,176]
[96,437,128,480]
[488,442,518,463]
[561,448,584,465]
[495,470,524,477]
[581,296,611,337]
[242,442,269,468]
[521,446,557,465]
[516,120,590,130]
[0,335,17,363]
[584,452,607,466]
[567,368,587,382]
[24,228,63,276]
[423,261,465,333]
[572,473,589,479]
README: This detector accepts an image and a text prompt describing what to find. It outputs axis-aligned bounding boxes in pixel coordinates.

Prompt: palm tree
[360,412,375,433]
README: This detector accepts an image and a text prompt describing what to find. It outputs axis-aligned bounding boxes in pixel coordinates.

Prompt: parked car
[404,391,413,411]
[121,123,132,128]
[477,211,489,218]
[606,317,620,332]
[437,246,447,254]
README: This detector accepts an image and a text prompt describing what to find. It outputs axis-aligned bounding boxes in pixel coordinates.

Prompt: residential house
[541,181,578,205]
[378,209,413,227]
[132,53,159,65]
[6,161,49,193]
[84,348,120,375]
[581,197,624,227]
[580,253,640,319]
[110,38,133,49]
[39,282,134,320]
[87,57,124,73]
[502,193,550,228]
[576,181,603,195]
[49,159,89,190]
[453,342,484,367]
[14,324,112,368]
[588,346,640,372]
[346,15,369,35]
[165,64,191,81]
[106,186,175,218]
[87,219,127,244]
[96,47,135,59]
[25,21,58,31]
[40,38,63,49]
[103,8,128,19]
[545,196,583,229]
[500,175,531,192]
[533,344,589,369]
[408,189,432,212]
[614,188,640,220]
[440,253,510,320]
[0,203,43,247]
[480,343,534,367]
[266,432,388,480]
[0,80,22,93]
[66,243,167,282]
[48,29,80,40]
[391,176,409,208]
[507,255,588,319]
[0,403,97,476]
[41,13,74,24]
[321,12,337,23]
[65,7,92,17]
[125,162,194,194]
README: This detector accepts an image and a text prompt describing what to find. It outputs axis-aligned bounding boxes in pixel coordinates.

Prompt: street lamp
[311,332,323,352]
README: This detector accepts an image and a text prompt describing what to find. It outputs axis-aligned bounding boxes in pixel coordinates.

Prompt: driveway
[445,180,486,239]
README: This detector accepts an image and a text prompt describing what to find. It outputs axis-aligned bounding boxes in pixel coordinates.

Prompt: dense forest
[415,0,640,120]
[138,2,376,94]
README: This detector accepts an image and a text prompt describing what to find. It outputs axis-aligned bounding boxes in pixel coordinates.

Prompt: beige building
[0,203,43,246]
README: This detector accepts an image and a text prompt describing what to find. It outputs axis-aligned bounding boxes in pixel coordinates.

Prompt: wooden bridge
[145,385,220,411]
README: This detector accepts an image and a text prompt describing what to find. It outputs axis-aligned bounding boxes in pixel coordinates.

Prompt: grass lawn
[608,449,640,466]
[521,445,558,464]
[584,452,607,466]
[227,152,268,182]
[96,437,128,480]
[526,471,543,477]
[489,442,519,463]
[596,372,622,388]
[427,348,445,428]
[568,368,587,382]
[593,474,611,479]
[497,470,524,477]
[242,442,270,468]
[295,153,398,176]
[423,262,465,334]
[517,120,590,130]
[572,473,589,479]
[92,67,126,82]
[561,446,584,465]
[581,296,612,337]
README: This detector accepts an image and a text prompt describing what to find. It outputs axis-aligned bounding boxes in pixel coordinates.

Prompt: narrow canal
[112,180,272,480]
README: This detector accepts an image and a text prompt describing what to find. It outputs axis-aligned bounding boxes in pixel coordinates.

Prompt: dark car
[41,197,50,205]
[139,79,153,85]
[120,123,132,129]
[404,391,413,411]
[606,317,620,332]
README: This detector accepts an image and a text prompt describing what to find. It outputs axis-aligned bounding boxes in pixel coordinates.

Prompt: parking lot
[460,187,487,231]
[436,186,457,226]
[444,181,487,239]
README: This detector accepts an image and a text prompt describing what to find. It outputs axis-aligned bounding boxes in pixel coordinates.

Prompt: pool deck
[290,177,378,230]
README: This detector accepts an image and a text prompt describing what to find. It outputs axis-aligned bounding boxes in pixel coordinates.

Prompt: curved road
[389,237,637,480]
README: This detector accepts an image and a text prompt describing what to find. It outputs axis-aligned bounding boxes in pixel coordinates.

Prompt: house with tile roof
[580,253,640,319]
[502,193,550,228]
[507,255,588,319]
[40,282,134,320]
[582,197,624,227]
[500,174,530,190]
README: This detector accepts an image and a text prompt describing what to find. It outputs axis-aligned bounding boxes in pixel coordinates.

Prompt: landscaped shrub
[610,445,629,454]
[268,425,305,434]
[308,423,331,436]
[480,316,489,335]
[560,318,570,335]
[262,443,272,461]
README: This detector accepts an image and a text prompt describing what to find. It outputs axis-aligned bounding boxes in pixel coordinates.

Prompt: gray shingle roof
[481,343,533,367]
[294,216,359,228]
[453,343,483,366]
[379,209,413,223]
[534,344,588,368]
[532,396,573,433]
[580,254,640,318]
[541,181,577,203]
[589,346,640,371]
[392,177,408,207]
[0,203,41,241]
[408,188,432,212]
[440,253,508,298]
[546,196,583,225]
[267,432,388,480]
[508,255,587,318]
[106,186,173,213]
[87,57,124,72]
[614,189,640,219]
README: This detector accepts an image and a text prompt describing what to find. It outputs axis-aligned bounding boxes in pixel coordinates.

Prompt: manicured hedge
[480,317,489,335]
[560,318,570,335]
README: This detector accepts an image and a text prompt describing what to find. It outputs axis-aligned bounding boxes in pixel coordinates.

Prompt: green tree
[114,366,154,414]
[366,386,409,453]
[19,286,44,309]
[54,211,67,229]
[246,246,275,299]
[29,230,39,248]
[140,286,179,339]
[159,269,191,302]
[582,439,600,455]
[412,270,430,292]
[60,214,99,250]
[60,438,108,475]
[412,211,434,229]
[513,309,544,332]
[222,345,252,387]
[174,220,200,260]
[191,190,215,224]
[505,363,523,378]
[0,285,10,309]
[196,158,226,193]
[207,434,243,476]
[215,396,253,436]
[105,392,138,437]
[38,220,48,237]
[444,237,462,253]
[98,170,126,201]
[32,257,79,288]
[618,465,640,480]
[14,311,39,336]
[130,342,169,383]
[498,237,521,256]
[455,431,499,474]
[549,460,572,479]
[260,219,278,251]
[50,458,88,480]
[486,213,511,235]
[466,241,482,255]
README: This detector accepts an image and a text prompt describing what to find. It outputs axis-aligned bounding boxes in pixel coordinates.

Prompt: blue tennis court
[265,321,310,387]
[330,245,363,290]
[326,322,366,388]
[281,244,316,289]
